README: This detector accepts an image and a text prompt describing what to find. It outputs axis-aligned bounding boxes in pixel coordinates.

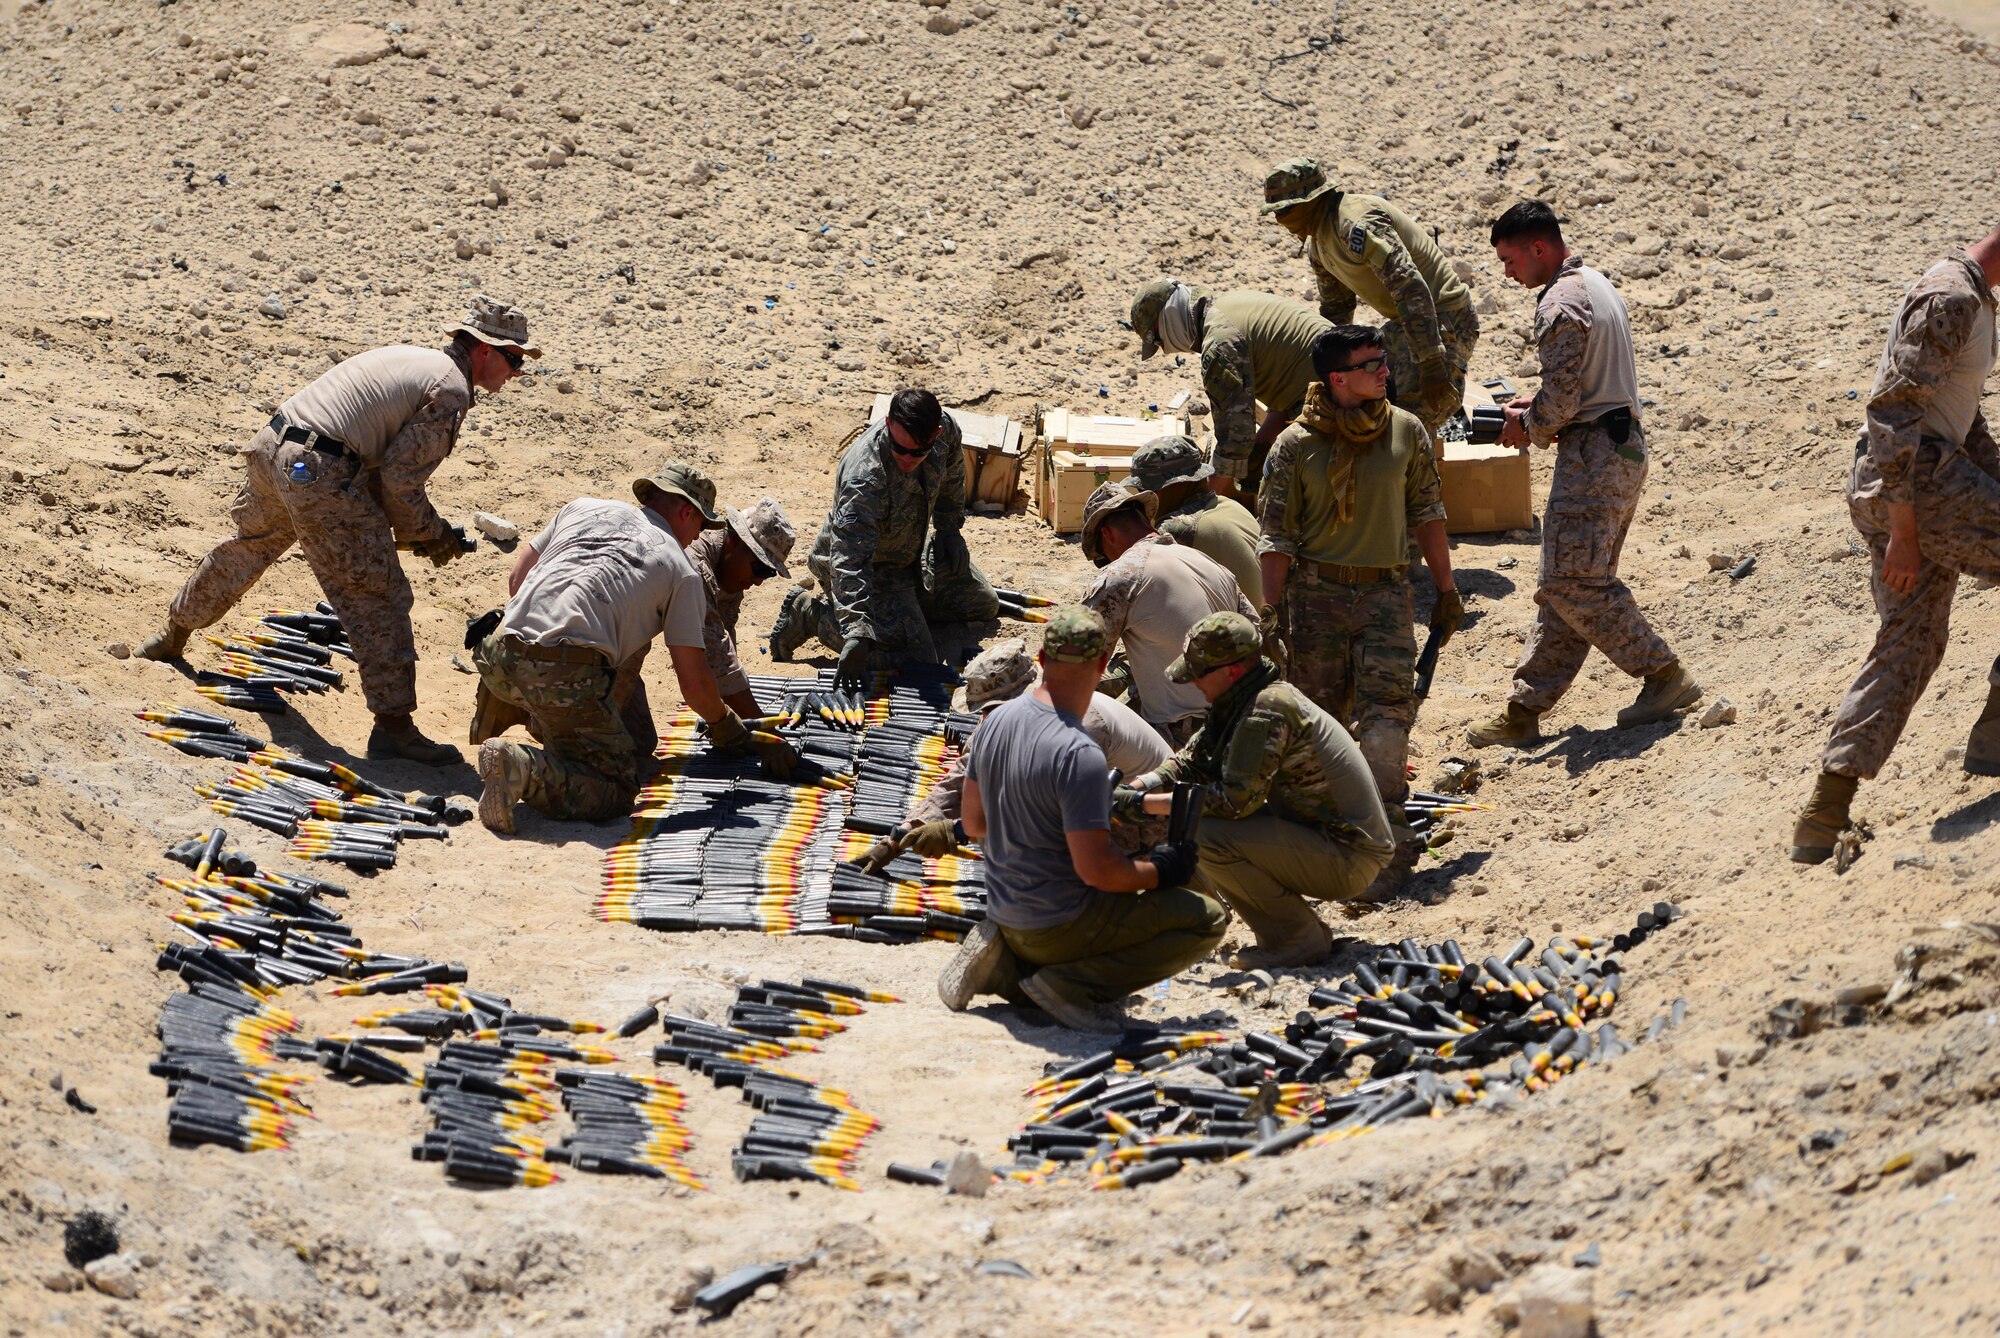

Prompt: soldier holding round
[1466,201,1701,748]
[1259,324,1462,895]
[472,462,795,835]
[138,294,536,764]
[1121,612,1395,970]
[768,388,999,690]
[1128,433,1265,607]
[1262,159,1479,442]
[1128,281,1331,499]
[1792,224,2000,864]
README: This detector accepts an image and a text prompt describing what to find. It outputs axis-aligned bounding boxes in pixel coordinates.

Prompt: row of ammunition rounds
[969,906,1689,1191]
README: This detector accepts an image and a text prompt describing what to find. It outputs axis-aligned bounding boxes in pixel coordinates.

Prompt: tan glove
[904,818,966,858]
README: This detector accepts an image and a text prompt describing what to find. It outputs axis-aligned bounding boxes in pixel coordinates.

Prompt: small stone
[1572,1243,1600,1268]
[925,11,962,32]
[943,1149,989,1198]
[85,1253,143,1300]
[471,512,519,542]
[1493,1262,1594,1338]
[843,27,874,45]
[106,642,131,659]
[671,1263,717,1309]
[1906,1144,1950,1186]
[1706,552,1735,570]
[1200,51,1225,67]
[356,1273,380,1298]
[257,294,286,320]
[311,23,395,68]
[43,1270,80,1292]
[961,1217,995,1244]
[1699,698,1737,729]
[1892,852,1933,871]
[1719,242,1751,261]
[49,1070,64,1092]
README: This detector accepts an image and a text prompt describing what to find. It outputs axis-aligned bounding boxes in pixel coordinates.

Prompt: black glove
[1147,841,1201,890]
[416,527,471,568]
[754,732,798,782]
[905,818,965,857]
[1429,588,1465,649]
[931,526,970,579]
[836,636,875,693]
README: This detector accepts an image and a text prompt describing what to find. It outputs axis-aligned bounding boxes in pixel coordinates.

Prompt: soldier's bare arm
[507,541,541,596]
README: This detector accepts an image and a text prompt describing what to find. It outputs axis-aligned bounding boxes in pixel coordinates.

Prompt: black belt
[268,412,347,455]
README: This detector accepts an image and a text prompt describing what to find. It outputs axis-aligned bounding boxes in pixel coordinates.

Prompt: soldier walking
[1466,202,1701,748]
[1792,224,2000,863]
[137,294,536,765]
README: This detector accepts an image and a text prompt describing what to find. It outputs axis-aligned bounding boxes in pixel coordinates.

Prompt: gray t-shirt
[965,693,1110,931]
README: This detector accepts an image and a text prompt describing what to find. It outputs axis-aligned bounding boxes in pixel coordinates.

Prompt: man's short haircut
[447,330,482,358]
[1311,324,1385,381]
[1489,200,1565,248]
[887,387,944,442]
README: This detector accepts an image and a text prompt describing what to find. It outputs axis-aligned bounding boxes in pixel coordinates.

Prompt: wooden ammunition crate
[867,395,1024,507]
[1031,407,1191,534]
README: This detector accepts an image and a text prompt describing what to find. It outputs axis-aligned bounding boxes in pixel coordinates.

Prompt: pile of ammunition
[972,905,1687,1191]
[650,976,896,1191]
[600,669,986,945]
[192,604,355,713]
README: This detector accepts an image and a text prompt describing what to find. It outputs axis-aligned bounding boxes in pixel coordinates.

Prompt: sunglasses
[498,347,525,371]
[891,443,932,459]
[1336,356,1387,375]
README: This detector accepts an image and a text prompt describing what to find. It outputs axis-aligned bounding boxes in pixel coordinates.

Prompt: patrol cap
[633,460,723,527]
[449,293,542,357]
[1129,279,1178,360]
[725,496,796,577]
[1078,480,1159,564]
[1167,611,1262,683]
[1261,157,1339,215]
[1129,434,1213,492]
[961,637,1036,709]
[1039,606,1112,665]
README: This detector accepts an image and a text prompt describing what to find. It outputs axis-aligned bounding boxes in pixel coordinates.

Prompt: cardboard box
[1439,439,1533,534]
[867,395,1024,507]
[1031,407,1190,532]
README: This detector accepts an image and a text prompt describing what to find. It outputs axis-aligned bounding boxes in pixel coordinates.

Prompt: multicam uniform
[1506,256,1679,714]
[1197,290,1332,488]
[796,418,999,663]
[168,345,473,716]
[1309,194,1480,438]
[1259,387,1443,807]
[1823,251,2000,778]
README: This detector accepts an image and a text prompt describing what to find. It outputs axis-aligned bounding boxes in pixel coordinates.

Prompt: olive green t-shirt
[1257,407,1445,569]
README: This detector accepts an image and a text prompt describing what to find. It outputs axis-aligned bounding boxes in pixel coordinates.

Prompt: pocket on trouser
[1541,502,1615,582]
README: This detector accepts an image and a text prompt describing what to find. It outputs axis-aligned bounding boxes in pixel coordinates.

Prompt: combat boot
[1789,771,1858,865]
[1019,973,1125,1034]
[1964,681,2000,777]
[476,739,531,834]
[1227,910,1334,971]
[467,680,528,746]
[366,713,463,767]
[1616,661,1703,727]
[135,621,193,662]
[767,585,813,664]
[938,919,1012,1011]
[1466,703,1541,749]
[1356,837,1422,905]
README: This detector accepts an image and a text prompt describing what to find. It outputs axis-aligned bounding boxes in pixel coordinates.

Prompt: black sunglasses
[498,347,525,371]
[1336,356,1387,375]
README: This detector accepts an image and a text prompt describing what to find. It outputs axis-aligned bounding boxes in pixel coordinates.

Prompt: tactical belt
[1566,406,1642,461]
[500,635,609,667]
[1305,561,1405,586]
[268,412,347,455]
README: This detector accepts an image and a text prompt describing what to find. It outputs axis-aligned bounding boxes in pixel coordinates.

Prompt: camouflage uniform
[1081,529,1258,737]
[793,417,998,664]
[1133,434,1266,606]
[1823,251,2000,778]
[1199,292,1333,487]
[473,630,638,822]
[1142,615,1395,949]
[167,345,474,716]
[1508,257,1678,714]
[1259,392,1443,805]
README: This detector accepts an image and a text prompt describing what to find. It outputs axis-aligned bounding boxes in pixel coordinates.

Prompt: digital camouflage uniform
[791,417,998,664]
[167,345,474,716]
[1140,614,1395,952]
[1508,257,1678,714]
[473,630,637,822]
[1823,251,2000,778]
[1132,434,1265,607]
[1259,390,1443,807]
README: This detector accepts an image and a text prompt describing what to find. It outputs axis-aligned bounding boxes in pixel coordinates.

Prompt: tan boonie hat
[1078,480,1159,564]
[1261,157,1339,215]
[1040,606,1111,665]
[962,637,1036,709]
[1129,279,1178,360]
[725,496,796,577]
[449,293,542,357]
[633,460,723,527]
[1167,611,1263,683]
[1130,434,1213,492]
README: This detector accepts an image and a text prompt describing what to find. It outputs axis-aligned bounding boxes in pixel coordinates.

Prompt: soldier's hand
[905,818,966,858]
[707,709,755,755]
[1146,841,1202,891]
[1111,786,1148,826]
[753,731,798,782]
[1499,407,1531,450]
[835,636,875,693]
[1882,528,1922,595]
[1429,588,1466,648]
[416,529,470,567]
[1258,603,1290,674]
[854,833,905,875]
[931,527,970,579]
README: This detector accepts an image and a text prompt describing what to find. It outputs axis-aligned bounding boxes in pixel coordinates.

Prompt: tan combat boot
[766,585,814,664]
[1466,703,1541,749]
[1616,661,1703,727]
[476,739,531,834]
[1227,908,1334,971]
[135,621,193,662]
[367,713,463,767]
[1965,681,2000,777]
[1789,772,1858,865]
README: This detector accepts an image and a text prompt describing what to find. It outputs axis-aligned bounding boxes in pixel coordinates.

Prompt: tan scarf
[1295,382,1392,526]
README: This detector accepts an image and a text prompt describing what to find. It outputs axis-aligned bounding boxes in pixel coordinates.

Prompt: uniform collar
[1540,254,1585,301]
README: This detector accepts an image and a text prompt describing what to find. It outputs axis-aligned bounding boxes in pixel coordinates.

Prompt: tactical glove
[1429,588,1465,649]
[1111,786,1149,826]
[855,834,905,875]
[1147,841,1202,890]
[930,526,970,579]
[1258,603,1290,674]
[835,636,876,694]
[707,709,754,754]
[416,528,470,567]
[905,818,966,858]
[753,731,798,782]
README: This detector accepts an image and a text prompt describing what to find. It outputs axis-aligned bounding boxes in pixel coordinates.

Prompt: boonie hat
[1128,279,1178,360]
[1130,434,1213,492]
[1078,480,1159,565]
[633,460,723,527]
[725,496,796,577]
[1261,157,1339,215]
[962,637,1037,709]
[449,293,542,357]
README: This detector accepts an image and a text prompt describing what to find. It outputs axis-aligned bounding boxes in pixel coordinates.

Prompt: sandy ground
[3,0,2000,1334]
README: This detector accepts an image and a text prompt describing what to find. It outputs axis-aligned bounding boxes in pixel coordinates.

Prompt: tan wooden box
[1030,407,1190,533]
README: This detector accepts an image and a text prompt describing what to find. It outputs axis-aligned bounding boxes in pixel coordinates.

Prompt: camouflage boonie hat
[1130,434,1213,492]
[725,496,796,577]
[1040,606,1111,665]
[1167,611,1262,683]
[1260,157,1339,215]
[1129,278,1178,360]
[633,459,723,527]
[1078,480,1159,564]
[448,293,542,357]
[962,637,1036,709]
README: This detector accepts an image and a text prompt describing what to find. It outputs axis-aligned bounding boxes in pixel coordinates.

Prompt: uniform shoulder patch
[1346,225,1367,258]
